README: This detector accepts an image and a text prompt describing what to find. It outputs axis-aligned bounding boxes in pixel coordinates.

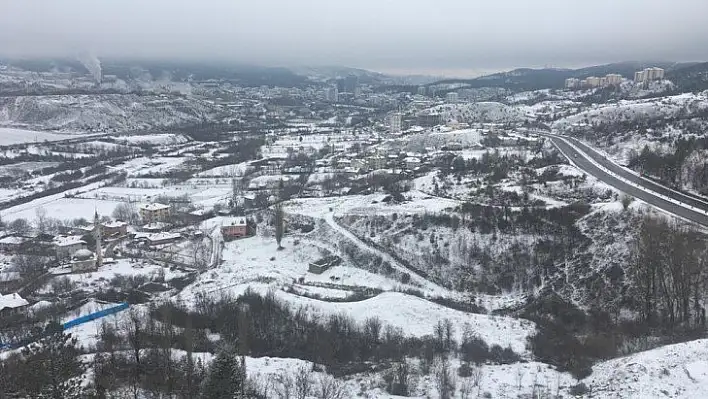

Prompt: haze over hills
[3,51,708,398]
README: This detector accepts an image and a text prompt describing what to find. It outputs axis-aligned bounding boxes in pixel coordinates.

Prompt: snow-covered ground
[0,127,81,145]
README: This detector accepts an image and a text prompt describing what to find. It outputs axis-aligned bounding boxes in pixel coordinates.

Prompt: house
[70,249,96,272]
[135,232,182,246]
[141,222,171,232]
[404,156,421,170]
[308,255,342,274]
[0,236,28,253]
[53,235,87,260]
[0,292,29,316]
[367,155,387,171]
[336,159,352,169]
[139,203,170,223]
[221,218,248,240]
[102,221,128,237]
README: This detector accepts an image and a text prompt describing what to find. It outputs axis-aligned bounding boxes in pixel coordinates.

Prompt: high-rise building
[582,76,602,88]
[565,78,581,89]
[389,113,402,133]
[605,74,623,85]
[324,86,339,102]
[634,67,665,83]
[338,75,359,94]
[417,86,427,96]
[445,92,459,104]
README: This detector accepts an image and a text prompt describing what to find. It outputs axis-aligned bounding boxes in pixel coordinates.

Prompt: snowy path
[323,210,453,296]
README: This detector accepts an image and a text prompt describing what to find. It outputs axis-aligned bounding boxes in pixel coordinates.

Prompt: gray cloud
[1,0,707,76]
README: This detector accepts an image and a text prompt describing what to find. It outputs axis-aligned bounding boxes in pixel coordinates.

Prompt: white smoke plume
[77,53,102,84]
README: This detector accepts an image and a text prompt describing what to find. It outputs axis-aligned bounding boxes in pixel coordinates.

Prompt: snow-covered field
[0,127,80,145]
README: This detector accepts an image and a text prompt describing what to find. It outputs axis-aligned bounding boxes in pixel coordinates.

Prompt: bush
[569,382,589,396]
[527,323,594,380]
[457,362,474,377]
[488,344,521,364]
[460,333,489,364]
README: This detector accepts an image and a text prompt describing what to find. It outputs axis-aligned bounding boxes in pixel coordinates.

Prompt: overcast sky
[1,0,707,77]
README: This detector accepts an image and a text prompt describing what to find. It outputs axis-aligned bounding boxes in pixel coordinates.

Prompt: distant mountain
[290,65,440,85]
[429,61,700,91]
[0,57,311,88]
[666,62,708,92]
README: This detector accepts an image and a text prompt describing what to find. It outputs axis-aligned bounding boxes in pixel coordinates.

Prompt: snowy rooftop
[102,221,128,228]
[223,218,247,227]
[139,203,170,211]
[52,235,86,247]
[134,232,182,242]
[0,293,29,311]
[0,236,28,245]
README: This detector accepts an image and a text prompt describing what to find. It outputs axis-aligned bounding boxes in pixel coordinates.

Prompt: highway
[538,133,708,227]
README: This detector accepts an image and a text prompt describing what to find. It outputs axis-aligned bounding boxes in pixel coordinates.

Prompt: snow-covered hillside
[425,102,530,124]
[0,94,224,132]
[553,92,708,130]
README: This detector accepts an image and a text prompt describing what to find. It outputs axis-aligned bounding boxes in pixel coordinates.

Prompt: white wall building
[445,92,459,104]
[565,78,580,89]
[634,67,665,83]
[388,112,402,133]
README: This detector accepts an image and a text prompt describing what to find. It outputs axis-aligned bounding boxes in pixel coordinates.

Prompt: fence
[62,302,130,330]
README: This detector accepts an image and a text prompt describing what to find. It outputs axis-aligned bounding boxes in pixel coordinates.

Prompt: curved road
[539,133,708,227]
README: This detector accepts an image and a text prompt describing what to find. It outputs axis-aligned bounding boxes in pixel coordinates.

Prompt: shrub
[569,382,589,396]
[460,332,489,364]
[457,362,474,377]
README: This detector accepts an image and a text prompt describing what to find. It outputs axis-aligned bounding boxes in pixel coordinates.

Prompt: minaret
[94,210,103,268]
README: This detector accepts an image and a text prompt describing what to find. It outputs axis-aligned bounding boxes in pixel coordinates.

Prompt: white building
[445,92,459,104]
[605,74,623,85]
[582,76,602,88]
[388,112,402,134]
[324,86,338,102]
[634,67,665,83]
[53,235,87,260]
[565,78,581,89]
[139,203,170,223]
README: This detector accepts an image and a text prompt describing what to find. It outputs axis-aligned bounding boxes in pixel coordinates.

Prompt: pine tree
[201,349,246,399]
[20,329,87,399]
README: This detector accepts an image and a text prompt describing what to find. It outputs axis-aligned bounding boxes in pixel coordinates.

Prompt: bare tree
[188,237,210,269]
[274,202,285,250]
[294,366,312,399]
[274,372,294,399]
[8,218,31,236]
[124,309,145,399]
[316,374,346,399]
[35,207,48,234]
[434,356,455,399]
[113,202,139,224]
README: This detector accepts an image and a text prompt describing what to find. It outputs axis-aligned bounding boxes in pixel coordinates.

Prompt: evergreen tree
[20,328,87,399]
[201,349,246,399]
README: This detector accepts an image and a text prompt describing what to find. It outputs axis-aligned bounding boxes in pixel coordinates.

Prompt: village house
[134,232,182,247]
[53,235,87,260]
[139,203,171,223]
[102,221,129,237]
[367,155,387,171]
[0,236,28,253]
[308,255,342,274]
[221,217,248,240]
[0,292,29,316]
[404,156,421,170]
